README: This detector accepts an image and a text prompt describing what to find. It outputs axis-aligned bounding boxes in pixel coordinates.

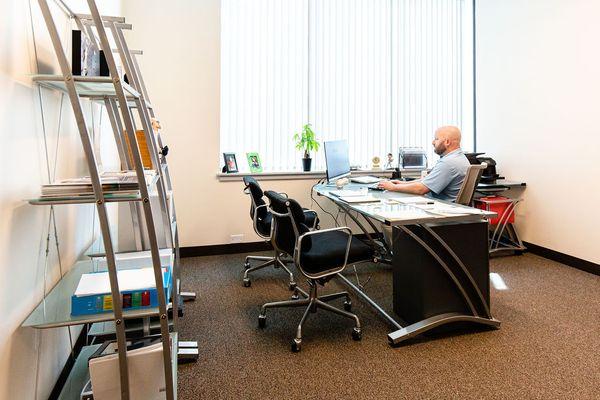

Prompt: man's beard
[434,145,446,155]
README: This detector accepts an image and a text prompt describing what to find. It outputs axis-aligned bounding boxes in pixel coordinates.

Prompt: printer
[465,152,499,183]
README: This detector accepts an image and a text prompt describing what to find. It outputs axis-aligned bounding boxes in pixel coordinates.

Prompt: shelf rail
[35,1,182,398]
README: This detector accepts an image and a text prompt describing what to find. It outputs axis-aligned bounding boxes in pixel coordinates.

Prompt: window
[221,0,474,172]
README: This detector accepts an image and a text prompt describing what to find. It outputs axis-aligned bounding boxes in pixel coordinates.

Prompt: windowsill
[217,169,422,182]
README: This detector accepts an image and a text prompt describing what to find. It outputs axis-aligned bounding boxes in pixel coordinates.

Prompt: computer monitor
[399,148,428,170]
[324,140,351,183]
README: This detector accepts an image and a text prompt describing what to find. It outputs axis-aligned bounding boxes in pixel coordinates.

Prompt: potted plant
[293,124,320,172]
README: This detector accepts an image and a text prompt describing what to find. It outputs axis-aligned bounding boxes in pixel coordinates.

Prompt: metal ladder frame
[37,1,181,398]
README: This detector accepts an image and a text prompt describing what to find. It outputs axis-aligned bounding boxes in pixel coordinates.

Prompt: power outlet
[230,234,244,244]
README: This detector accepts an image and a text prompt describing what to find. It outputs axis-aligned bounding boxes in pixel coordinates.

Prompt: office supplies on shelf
[72,267,171,316]
[40,170,156,198]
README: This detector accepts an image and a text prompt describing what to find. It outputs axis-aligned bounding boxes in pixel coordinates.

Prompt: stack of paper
[389,196,435,205]
[414,202,484,217]
[338,195,380,204]
[41,170,156,198]
[74,267,164,297]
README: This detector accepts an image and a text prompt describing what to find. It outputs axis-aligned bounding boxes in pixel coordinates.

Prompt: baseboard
[48,326,88,400]
[181,241,273,257]
[524,241,599,276]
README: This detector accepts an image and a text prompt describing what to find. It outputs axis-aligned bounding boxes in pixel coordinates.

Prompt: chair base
[258,283,361,352]
[243,251,296,290]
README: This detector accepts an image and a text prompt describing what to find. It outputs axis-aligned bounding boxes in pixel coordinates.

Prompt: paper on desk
[74,267,161,297]
[373,209,432,221]
[389,196,435,205]
[414,202,484,216]
[338,195,380,203]
[329,189,367,197]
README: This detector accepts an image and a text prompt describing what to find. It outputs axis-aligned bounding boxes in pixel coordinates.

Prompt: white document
[389,196,435,205]
[414,202,484,216]
[338,195,380,204]
[329,189,367,197]
[89,342,166,400]
[74,267,162,297]
[374,209,432,221]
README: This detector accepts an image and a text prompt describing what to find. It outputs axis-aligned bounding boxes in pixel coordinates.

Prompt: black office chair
[242,176,318,289]
[258,191,375,352]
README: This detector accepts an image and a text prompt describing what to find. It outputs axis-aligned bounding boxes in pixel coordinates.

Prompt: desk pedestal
[390,221,499,343]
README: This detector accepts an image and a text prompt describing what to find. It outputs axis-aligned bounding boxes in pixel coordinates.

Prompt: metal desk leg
[387,313,500,345]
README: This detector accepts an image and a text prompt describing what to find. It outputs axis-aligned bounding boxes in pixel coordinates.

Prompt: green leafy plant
[293,124,320,159]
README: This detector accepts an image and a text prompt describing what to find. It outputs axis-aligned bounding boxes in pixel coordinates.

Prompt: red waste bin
[474,196,515,225]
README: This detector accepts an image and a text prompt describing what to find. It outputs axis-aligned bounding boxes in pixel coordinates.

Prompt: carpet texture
[177,253,600,399]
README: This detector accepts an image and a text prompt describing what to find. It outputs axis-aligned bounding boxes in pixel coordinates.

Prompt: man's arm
[378,180,430,195]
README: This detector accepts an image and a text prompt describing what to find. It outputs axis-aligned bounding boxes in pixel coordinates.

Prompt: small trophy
[372,156,381,170]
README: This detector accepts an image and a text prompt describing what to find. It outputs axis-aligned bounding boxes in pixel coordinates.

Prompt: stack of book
[40,170,156,199]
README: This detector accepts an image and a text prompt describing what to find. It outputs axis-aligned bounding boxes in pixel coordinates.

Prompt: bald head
[432,126,462,156]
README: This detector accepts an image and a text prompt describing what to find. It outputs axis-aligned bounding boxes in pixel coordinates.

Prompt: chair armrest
[252,204,270,238]
[302,209,319,230]
[294,227,353,272]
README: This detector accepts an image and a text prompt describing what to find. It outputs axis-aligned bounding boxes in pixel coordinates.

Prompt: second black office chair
[242,176,318,289]
[258,191,375,352]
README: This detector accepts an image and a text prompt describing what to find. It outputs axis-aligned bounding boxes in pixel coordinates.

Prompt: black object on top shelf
[465,152,499,184]
[72,30,109,77]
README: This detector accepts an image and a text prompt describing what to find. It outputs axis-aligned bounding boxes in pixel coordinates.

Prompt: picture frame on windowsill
[223,153,239,173]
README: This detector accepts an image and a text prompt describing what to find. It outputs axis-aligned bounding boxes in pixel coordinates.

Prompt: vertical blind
[221,0,474,172]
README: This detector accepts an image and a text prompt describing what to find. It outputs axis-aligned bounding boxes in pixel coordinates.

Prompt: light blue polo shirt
[421,149,470,201]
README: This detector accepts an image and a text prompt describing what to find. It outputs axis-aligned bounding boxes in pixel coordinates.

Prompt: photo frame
[223,153,239,173]
[246,152,263,173]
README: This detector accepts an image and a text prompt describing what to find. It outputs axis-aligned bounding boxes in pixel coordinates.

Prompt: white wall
[0,1,121,398]
[476,0,600,264]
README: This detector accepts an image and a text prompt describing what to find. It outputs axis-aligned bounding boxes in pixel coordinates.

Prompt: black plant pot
[302,157,312,172]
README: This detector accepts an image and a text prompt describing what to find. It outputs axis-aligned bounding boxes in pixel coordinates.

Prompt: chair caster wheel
[243,278,251,287]
[343,300,352,311]
[258,314,266,328]
[244,262,251,270]
[289,282,297,291]
[291,339,302,352]
[352,328,362,341]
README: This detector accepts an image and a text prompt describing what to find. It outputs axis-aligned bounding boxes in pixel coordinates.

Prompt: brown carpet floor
[177,252,600,400]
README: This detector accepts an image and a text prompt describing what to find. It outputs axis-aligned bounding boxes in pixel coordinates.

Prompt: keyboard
[368,183,384,190]
[350,175,381,184]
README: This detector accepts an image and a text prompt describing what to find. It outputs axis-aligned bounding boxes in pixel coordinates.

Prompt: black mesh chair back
[243,176,271,238]
[264,190,311,256]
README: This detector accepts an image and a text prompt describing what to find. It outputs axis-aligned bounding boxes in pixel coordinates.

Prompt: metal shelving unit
[23,1,193,399]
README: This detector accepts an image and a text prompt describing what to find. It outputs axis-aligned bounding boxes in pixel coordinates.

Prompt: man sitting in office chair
[378,125,470,202]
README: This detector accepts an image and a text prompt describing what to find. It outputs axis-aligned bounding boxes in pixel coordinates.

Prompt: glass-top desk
[313,183,501,345]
